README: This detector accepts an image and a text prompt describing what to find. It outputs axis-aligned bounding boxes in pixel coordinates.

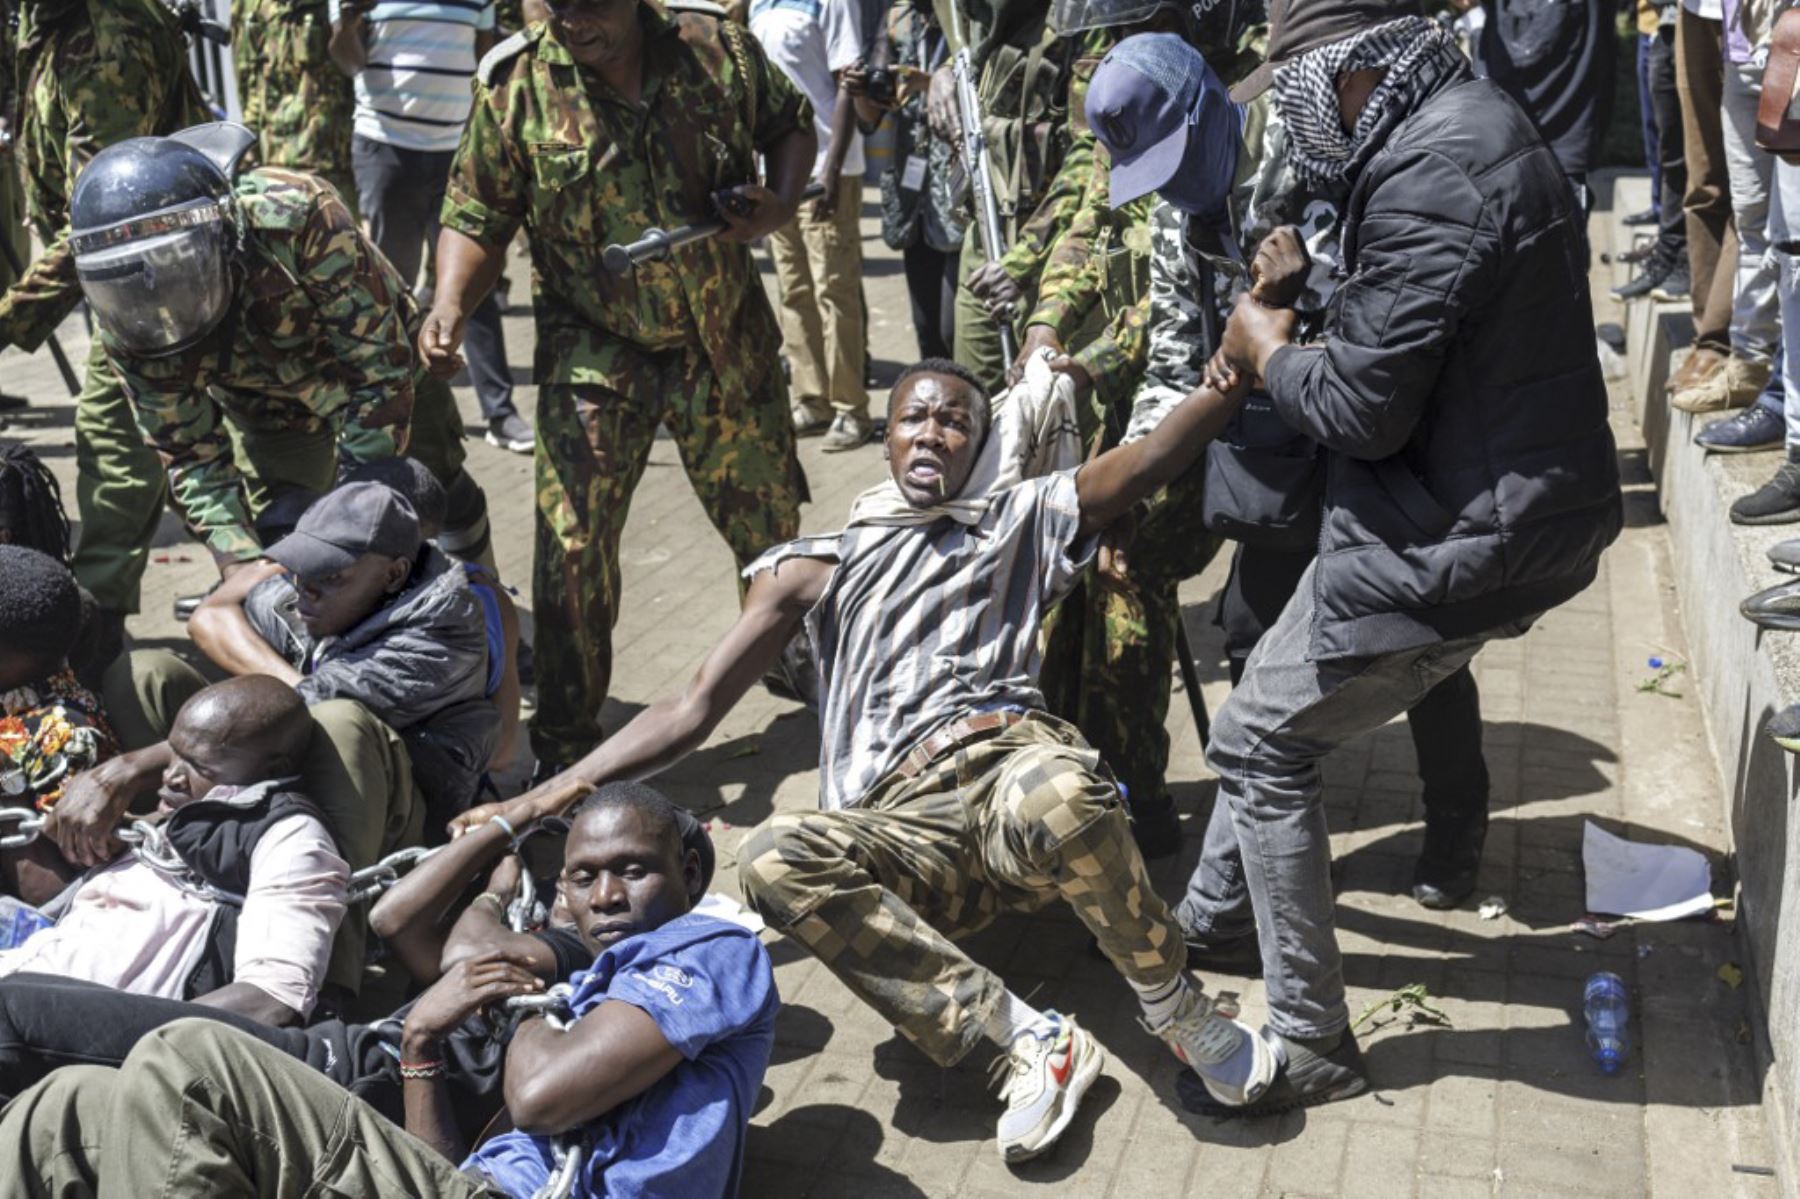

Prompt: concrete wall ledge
[1606,171,1800,1194]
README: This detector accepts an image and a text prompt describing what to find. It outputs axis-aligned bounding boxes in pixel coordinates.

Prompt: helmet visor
[75,227,231,357]
[1050,0,1178,37]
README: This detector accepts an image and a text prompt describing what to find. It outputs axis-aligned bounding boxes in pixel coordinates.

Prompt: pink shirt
[0,812,348,1016]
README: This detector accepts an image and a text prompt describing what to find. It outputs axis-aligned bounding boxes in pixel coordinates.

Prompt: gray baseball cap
[266,481,422,579]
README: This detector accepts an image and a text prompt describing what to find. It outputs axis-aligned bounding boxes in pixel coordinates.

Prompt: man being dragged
[457,355,1268,1162]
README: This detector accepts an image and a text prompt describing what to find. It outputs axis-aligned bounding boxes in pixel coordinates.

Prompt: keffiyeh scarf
[1271,16,1465,189]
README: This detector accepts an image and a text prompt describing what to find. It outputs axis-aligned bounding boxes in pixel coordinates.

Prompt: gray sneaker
[1146,983,1281,1107]
[820,412,872,453]
[990,1013,1105,1163]
[1175,1027,1370,1119]
[486,412,534,454]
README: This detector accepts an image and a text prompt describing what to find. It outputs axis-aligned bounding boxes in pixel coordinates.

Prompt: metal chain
[344,845,442,905]
[0,809,147,853]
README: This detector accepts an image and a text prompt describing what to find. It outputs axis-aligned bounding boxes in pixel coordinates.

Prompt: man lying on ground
[0,785,773,1198]
[0,782,712,1147]
[0,675,346,1026]
[456,357,1260,1163]
[51,481,498,998]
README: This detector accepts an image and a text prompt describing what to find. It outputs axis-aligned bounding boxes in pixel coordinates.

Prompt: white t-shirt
[749,0,865,180]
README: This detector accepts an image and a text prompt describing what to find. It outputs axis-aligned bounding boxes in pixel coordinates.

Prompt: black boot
[1126,790,1182,860]
[1412,807,1488,910]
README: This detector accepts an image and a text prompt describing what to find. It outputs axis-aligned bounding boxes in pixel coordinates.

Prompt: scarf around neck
[1270,16,1465,189]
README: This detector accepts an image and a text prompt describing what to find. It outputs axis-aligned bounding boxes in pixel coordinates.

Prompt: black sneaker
[1610,256,1670,301]
[1412,807,1488,910]
[1741,577,1800,630]
[1623,207,1659,226]
[1767,705,1800,753]
[1730,460,1800,526]
[1175,1027,1370,1118]
[1651,260,1691,301]
[1181,928,1265,975]
[1696,403,1784,453]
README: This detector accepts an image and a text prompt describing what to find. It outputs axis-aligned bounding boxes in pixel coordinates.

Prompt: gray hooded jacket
[245,546,498,815]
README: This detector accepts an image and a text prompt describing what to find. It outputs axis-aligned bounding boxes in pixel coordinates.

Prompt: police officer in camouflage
[66,124,490,584]
[0,0,210,650]
[234,0,359,215]
[1024,6,1262,855]
[422,0,817,773]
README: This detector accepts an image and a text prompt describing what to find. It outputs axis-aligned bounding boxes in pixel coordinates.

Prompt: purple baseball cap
[1087,34,1239,213]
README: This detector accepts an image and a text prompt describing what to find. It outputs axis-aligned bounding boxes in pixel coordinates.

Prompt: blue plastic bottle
[1583,971,1630,1073]
[0,895,50,950]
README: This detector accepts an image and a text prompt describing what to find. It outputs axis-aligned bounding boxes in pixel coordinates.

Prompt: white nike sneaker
[989,1012,1105,1163]
[1146,985,1281,1107]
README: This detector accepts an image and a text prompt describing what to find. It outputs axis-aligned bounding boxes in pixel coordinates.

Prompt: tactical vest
[976,17,1074,236]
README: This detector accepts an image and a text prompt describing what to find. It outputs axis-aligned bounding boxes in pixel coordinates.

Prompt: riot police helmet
[68,123,256,357]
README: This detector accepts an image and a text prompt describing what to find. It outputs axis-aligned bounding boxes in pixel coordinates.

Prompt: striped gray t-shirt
[749,470,1096,811]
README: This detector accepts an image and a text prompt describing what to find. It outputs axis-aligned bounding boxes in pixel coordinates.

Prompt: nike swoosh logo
[1050,1037,1075,1087]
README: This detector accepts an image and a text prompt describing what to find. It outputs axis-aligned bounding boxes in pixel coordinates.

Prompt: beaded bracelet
[399,1059,446,1081]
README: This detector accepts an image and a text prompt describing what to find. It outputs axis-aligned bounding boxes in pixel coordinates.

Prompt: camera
[865,66,898,106]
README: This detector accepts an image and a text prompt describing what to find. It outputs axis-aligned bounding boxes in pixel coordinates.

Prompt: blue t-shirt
[461,914,778,1198]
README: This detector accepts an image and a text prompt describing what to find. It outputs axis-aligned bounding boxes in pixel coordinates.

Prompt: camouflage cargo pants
[738,713,1187,1066]
[530,346,804,766]
[1040,459,1221,810]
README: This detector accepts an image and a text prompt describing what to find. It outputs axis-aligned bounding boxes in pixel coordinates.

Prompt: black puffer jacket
[1264,61,1622,660]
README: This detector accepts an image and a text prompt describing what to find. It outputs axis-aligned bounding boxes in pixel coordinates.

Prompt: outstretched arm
[448,559,831,835]
[1075,375,1248,537]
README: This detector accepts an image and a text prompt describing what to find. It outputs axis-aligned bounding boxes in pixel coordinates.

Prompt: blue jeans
[1177,561,1528,1039]
[1768,156,1800,454]
[351,134,519,424]
[1638,34,1662,217]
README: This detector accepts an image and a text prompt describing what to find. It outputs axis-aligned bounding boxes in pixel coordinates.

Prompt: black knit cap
[1229,0,1413,102]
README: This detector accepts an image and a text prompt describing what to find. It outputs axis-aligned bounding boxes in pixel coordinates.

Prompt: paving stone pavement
[0,199,1779,1197]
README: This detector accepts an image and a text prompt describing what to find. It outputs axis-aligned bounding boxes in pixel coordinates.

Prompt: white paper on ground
[1582,820,1714,921]
[695,891,766,933]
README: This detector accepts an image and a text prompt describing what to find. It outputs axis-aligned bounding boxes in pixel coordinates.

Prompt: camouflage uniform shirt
[1022,13,1269,409]
[440,4,811,391]
[105,169,422,565]
[233,0,357,197]
[0,0,209,350]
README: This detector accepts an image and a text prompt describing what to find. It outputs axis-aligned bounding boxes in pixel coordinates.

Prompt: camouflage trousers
[738,713,1187,1066]
[530,345,805,766]
[1040,458,1222,810]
